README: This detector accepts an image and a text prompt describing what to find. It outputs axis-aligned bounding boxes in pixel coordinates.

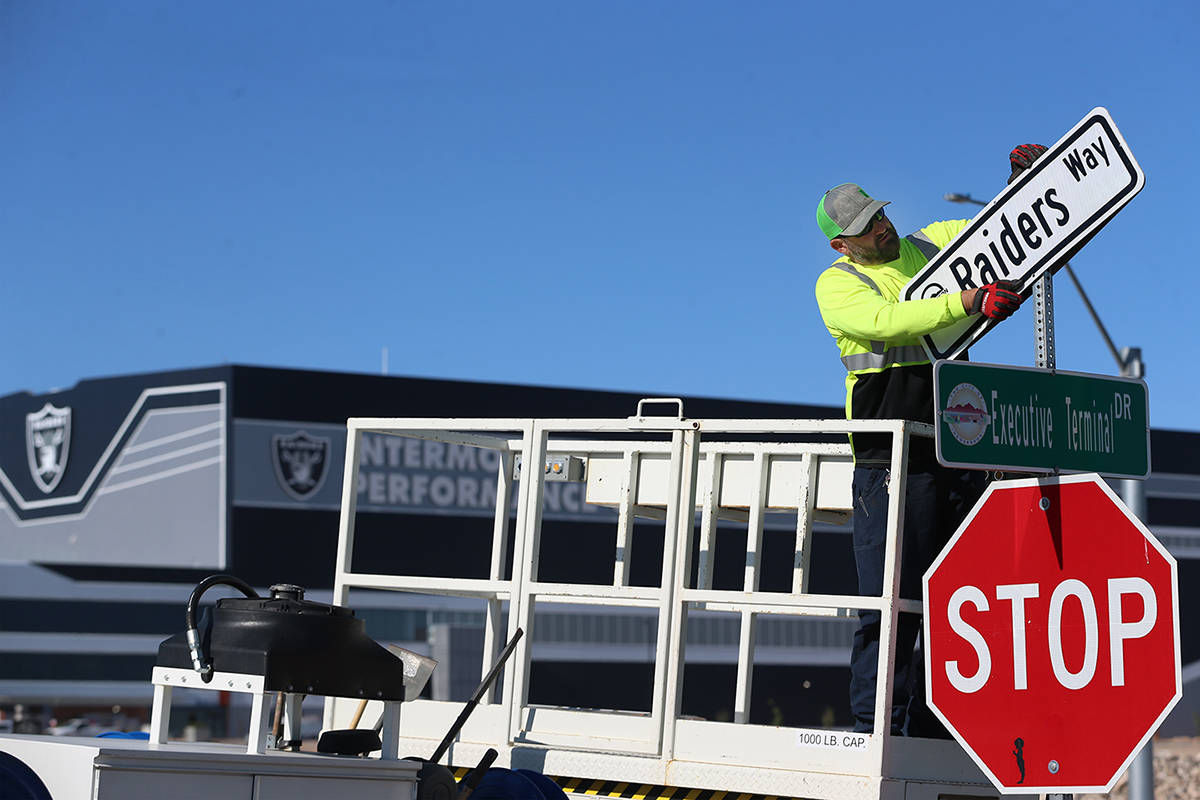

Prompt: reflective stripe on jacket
[814,219,971,464]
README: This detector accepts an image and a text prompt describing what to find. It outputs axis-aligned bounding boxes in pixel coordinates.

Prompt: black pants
[848,463,985,735]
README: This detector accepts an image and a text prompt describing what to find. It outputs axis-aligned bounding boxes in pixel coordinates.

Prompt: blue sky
[4,1,1198,431]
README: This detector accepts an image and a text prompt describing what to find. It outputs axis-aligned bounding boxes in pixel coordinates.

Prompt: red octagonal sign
[924,474,1180,795]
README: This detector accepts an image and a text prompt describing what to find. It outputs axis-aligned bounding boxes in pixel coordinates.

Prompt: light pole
[946,191,1153,800]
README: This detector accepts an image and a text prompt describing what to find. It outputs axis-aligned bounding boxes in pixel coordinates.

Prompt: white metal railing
[324,407,1002,800]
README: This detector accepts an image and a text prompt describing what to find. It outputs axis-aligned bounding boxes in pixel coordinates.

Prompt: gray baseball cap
[816,183,890,239]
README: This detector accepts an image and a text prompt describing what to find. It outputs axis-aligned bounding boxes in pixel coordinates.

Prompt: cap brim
[839,199,889,237]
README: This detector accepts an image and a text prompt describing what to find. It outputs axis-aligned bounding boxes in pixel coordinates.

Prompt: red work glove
[1008,144,1048,184]
[971,280,1023,320]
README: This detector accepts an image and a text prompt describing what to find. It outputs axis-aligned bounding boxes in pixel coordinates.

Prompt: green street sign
[933,361,1150,478]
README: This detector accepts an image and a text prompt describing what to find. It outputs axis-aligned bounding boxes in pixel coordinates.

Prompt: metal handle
[634,398,684,419]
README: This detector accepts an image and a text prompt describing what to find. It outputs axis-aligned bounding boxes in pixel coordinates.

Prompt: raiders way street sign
[902,107,1144,360]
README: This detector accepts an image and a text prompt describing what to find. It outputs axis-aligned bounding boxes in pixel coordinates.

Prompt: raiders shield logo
[272,431,331,501]
[26,403,72,494]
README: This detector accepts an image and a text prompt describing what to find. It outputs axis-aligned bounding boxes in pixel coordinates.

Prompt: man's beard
[845,224,901,264]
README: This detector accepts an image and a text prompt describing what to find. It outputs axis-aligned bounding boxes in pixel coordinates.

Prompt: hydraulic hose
[185,574,258,682]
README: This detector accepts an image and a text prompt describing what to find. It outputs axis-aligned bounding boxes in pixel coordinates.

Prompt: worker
[813,145,1045,737]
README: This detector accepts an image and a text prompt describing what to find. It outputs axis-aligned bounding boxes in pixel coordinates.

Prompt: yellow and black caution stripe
[551,779,794,800]
[451,769,797,800]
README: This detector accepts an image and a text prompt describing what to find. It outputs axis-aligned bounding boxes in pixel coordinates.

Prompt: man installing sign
[813,145,1044,737]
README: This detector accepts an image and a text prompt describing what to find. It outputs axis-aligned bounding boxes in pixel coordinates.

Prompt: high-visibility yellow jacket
[814,219,971,466]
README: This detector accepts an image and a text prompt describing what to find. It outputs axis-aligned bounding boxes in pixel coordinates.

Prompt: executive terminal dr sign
[934,361,1150,478]
[903,107,1145,361]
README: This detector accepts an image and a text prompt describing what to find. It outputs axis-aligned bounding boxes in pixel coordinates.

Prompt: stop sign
[924,474,1181,795]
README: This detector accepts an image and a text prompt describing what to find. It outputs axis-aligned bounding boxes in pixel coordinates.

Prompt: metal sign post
[1121,347,1155,800]
[1034,275,1055,372]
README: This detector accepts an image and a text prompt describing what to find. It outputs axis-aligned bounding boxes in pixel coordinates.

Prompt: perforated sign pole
[1034,271,1055,371]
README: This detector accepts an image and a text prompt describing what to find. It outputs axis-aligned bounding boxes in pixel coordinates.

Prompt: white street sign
[903,107,1144,361]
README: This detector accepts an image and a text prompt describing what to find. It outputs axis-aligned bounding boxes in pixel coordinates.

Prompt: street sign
[924,475,1181,795]
[903,107,1144,360]
[934,360,1149,478]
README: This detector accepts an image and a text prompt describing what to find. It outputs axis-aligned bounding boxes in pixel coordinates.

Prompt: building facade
[1,365,1198,735]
